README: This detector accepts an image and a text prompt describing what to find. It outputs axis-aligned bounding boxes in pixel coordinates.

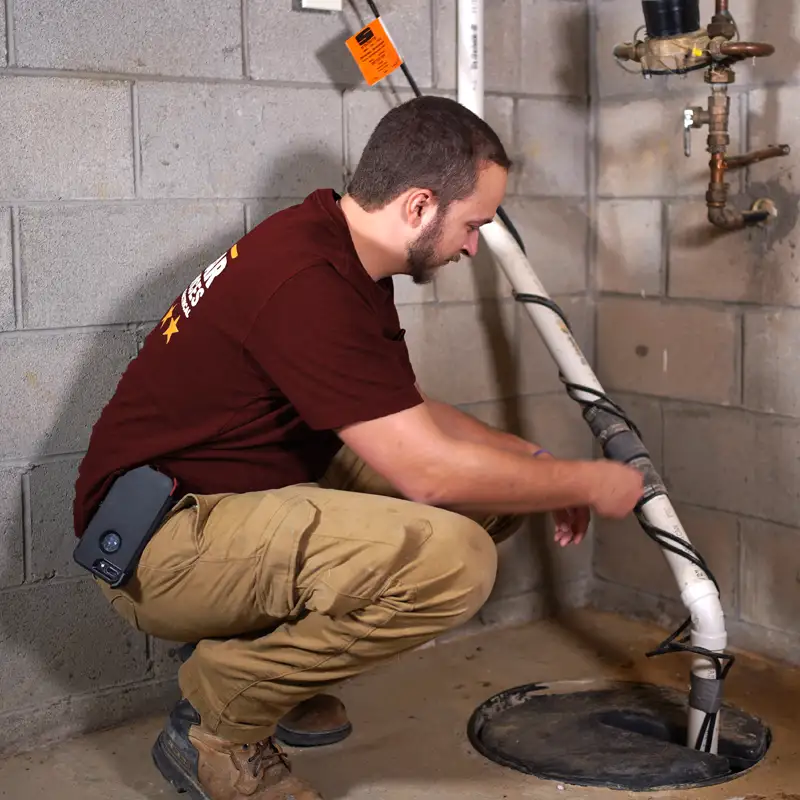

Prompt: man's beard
[406,210,454,285]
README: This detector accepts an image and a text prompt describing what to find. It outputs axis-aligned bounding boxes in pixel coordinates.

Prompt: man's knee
[412,511,498,626]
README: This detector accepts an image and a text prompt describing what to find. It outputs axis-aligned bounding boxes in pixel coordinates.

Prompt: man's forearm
[424,394,545,458]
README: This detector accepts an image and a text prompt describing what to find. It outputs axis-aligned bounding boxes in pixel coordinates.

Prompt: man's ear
[404,189,437,228]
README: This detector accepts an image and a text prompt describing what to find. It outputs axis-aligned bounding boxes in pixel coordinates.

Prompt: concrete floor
[1,610,798,800]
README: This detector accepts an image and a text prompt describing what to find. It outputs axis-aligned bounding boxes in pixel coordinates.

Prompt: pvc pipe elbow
[682,579,728,653]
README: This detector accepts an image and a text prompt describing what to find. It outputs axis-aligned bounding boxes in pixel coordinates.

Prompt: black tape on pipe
[690,673,724,714]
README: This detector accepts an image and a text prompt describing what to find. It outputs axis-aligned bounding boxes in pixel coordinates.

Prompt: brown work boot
[152,699,323,799]
[177,645,352,749]
[275,694,352,748]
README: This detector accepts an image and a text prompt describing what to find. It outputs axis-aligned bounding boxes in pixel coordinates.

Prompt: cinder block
[598,94,741,198]
[344,87,403,175]
[434,249,512,304]
[134,320,161,353]
[392,275,436,306]
[663,404,800,527]
[516,294,594,396]
[0,468,24,589]
[748,85,800,197]
[14,0,242,77]
[454,397,514,432]
[596,199,662,296]
[520,0,588,97]
[0,208,12,331]
[517,98,588,197]
[664,405,753,516]
[399,299,516,405]
[151,638,186,679]
[727,617,800,668]
[741,517,800,635]
[483,97,516,184]
[489,518,592,603]
[249,0,432,88]
[0,579,147,714]
[345,90,514,183]
[0,77,133,201]
[20,203,244,329]
[487,523,592,607]
[517,392,593,460]
[596,297,739,404]
[435,0,520,93]
[608,393,664,472]
[0,677,179,758]
[28,459,83,581]
[138,83,343,199]
[246,199,304,232]
[498,198,589,295]
[0,331,137,459]
[479,590,550,628]
[744,309,800,418]
[490,523,544,602]
[665,200,800,306]
[595,503,739,610]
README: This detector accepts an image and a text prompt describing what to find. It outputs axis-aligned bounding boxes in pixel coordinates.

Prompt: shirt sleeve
[245,265,423,431]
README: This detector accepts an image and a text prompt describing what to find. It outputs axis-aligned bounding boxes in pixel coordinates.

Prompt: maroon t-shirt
[73,189,423,536]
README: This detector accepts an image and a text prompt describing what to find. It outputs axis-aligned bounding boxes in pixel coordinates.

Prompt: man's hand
[552,505,591,547]
[550,461,643,545]
[532,450,591,548]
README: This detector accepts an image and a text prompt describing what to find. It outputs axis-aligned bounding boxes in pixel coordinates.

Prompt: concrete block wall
[590,0,800,665]
[0,0,592,754]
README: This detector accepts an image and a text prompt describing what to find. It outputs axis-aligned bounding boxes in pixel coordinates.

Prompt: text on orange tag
[345,18,403,86]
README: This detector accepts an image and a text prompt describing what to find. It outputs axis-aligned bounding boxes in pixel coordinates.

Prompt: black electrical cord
[364,0,735,755]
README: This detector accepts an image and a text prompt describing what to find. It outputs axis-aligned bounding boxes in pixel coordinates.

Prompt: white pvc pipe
[457,0,483,119]
[456,0,728,753]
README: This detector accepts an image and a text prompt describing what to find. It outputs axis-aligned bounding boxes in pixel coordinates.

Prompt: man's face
[406,163,508,285]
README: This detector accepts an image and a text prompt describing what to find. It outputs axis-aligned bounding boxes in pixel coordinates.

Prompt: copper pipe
[716,0,728,13]
[726,145,791,170]
[704,87,753,231]
[709,152,726,189]
[719,41,775,58]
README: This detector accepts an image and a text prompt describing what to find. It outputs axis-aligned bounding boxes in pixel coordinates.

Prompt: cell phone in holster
[73,465,179,588]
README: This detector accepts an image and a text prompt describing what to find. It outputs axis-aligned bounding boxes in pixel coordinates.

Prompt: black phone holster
[73,465,179,588]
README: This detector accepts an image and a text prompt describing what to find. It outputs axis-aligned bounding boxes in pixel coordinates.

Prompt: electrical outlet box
[300,0,342,10]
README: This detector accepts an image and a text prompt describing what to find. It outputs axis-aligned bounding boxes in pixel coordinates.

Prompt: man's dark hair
[347,95,511,212]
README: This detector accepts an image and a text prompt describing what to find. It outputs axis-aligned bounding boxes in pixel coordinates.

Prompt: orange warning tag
[345,18,403,86]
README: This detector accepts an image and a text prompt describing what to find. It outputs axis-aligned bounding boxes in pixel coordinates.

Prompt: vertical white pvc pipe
[457,0,483,118]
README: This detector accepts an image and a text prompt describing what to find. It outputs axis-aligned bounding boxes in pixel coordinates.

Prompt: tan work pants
[98,447,520,744]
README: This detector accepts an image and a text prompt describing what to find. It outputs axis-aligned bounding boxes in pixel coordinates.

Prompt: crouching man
[73,96,643,800]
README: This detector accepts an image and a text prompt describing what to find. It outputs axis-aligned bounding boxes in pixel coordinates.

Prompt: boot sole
[274,721,352,748]
[151,730,212,800]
